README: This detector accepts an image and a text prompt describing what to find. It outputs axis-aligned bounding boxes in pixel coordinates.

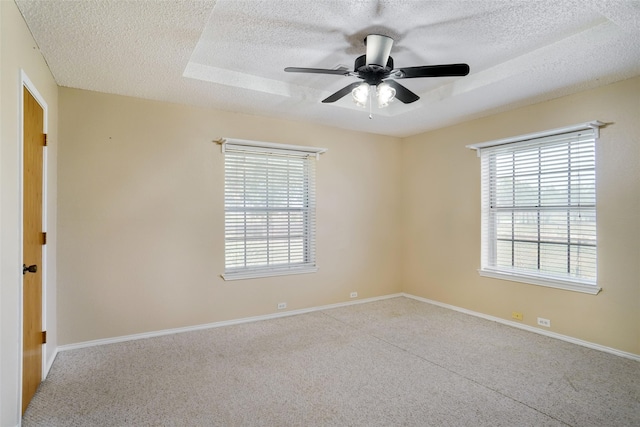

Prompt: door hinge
[42,232,47,245]
[42,331,47,344]
[43,133,48,146]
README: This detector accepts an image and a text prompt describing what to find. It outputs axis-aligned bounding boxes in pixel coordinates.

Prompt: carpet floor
[23,297,640,426]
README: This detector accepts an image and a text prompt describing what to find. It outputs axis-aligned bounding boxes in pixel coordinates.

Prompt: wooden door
[22,86,44,414]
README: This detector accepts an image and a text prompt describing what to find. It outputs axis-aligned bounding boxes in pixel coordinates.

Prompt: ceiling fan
[285,34,470,109]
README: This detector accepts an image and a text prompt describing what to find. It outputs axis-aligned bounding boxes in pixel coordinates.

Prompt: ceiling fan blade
[365,34,394,67]
[395,63,470,79]
[385,80,420,104]
[285,67,351,76]
[322,82,363,103]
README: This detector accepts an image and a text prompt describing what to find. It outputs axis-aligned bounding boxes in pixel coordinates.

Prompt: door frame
[18,69,49,415]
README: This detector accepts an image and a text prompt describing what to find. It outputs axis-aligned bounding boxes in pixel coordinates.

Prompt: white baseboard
[57,293,404,352]
[402,293,640,362]
[44,347,58,379]
[56,292,639,362]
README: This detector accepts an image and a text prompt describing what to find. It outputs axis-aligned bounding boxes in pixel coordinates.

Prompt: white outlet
[537,317,551,327]
[350,292,358,298]
[277,302,287,310]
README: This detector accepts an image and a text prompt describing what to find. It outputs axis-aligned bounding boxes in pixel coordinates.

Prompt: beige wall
[58,88,402,345]
[59,78,639,357]
[1,1,59,425]
[401,76,640,355]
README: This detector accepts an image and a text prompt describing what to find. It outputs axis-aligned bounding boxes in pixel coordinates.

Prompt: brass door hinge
[42,331,47,344]
[43,133,48,146]
[42,232,47,245]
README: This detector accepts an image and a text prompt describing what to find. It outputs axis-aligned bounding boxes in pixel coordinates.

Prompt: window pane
[540,243,568,274]
[496,211,514,240]
[513,241,538,270]
[570,245,596,280]
[496,240,513,268]
[512,211,538,241]
[539,211,568,243]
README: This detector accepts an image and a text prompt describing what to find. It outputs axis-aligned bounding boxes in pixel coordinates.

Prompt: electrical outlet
[350,292,358,298]
[277,302,287,310]
[511,311,523,321]
[537,317,551,327]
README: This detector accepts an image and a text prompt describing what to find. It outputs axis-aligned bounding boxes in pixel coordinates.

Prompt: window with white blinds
[468,122,603,294]
[221,139,326,280]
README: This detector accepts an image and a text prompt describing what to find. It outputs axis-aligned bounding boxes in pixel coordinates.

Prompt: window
[467,121,604,294]
[221,138,326,280]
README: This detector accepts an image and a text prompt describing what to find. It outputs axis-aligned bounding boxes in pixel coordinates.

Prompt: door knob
[23,264,37,275]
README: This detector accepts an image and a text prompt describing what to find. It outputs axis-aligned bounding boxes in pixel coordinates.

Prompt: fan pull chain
[369,87,373,120]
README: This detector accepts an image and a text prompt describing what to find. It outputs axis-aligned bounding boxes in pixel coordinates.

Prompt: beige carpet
[23,297,640,426]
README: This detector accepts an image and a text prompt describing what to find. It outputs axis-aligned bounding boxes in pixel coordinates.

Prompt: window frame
[467,121,604,295]
[220,138,326,281]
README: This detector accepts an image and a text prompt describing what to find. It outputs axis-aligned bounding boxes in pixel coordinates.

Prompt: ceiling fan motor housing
[364,34,394,67]
[354,54,394,85]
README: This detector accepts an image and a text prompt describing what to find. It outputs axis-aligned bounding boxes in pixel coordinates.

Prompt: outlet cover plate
[537,317,551,327]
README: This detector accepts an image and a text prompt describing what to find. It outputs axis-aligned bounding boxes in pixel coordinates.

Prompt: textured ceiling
[15,0,640,137]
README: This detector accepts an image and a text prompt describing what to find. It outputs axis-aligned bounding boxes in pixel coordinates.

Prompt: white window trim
[467,120,605,295]
[220,138,326,281]
[478,269,600,295]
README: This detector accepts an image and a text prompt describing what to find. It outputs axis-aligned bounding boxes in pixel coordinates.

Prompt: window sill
[478,269,601,295]
[222,266,318,281]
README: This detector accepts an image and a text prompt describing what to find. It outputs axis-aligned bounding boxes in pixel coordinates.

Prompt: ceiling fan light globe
[377,82,396,108]
[352,83,370,107]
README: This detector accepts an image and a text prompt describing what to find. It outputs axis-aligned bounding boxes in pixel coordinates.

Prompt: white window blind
[467,122,603,294]
[221,139,326,280]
